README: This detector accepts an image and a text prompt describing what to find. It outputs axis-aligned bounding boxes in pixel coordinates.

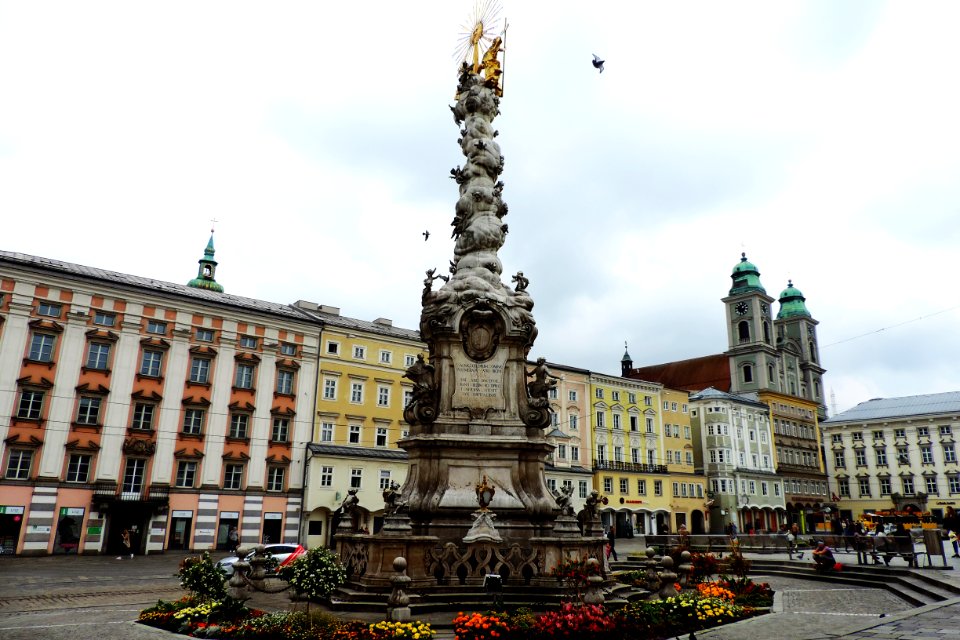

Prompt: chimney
[293,300,318,311]
[373,317,393,327]
[319,305,341,316]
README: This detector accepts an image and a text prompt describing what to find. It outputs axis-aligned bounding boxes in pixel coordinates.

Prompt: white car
[216,543,302,577]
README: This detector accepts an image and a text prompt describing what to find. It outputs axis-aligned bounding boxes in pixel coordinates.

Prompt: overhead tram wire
[821,303,960,349]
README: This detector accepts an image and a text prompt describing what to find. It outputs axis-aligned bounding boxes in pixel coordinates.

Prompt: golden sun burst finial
[454,0,504,73]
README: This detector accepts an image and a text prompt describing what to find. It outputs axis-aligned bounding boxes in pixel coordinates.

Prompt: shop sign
[172,510,194,518]
[220,512,240,519]
[625,500,644,504]
[28,525,51,534]
[195,529,215,537]
[0,506,25,515]
[264,512,282,520]
[87,526,102,535]
[59,507,85,517]
[150,528,164,536]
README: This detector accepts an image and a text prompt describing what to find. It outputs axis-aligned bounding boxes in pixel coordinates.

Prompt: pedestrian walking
[117,529,133,559]
[228,526,239,552]
[606,526,618,561]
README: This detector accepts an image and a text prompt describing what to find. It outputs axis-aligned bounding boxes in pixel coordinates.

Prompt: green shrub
[178,551,228,601]
[279,547,347,601]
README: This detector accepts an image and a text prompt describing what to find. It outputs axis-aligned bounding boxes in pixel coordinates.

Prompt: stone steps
[748,559,958,607]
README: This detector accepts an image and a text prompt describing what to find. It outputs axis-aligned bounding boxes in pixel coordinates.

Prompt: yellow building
[292,301,425,547]
[661,387,709,534]
[588,372,673,536]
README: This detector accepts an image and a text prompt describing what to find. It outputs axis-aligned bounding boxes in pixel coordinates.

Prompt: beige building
[823,392,960,524]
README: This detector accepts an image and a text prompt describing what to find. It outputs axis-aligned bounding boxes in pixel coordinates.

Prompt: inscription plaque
[452,349,508,411]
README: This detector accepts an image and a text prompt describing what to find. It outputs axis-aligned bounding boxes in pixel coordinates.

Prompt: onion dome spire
[187,232,224,293]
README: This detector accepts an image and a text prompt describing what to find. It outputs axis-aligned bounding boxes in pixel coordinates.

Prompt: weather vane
[454,0,507,95]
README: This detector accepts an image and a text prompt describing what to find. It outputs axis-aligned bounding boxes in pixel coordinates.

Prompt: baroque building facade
[822,392,960,524]
[0,245,319,556]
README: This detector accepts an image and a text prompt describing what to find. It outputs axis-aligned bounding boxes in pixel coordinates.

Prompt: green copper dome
[187,234,224,293]
[729,252,766,295]
[777,280,810,319]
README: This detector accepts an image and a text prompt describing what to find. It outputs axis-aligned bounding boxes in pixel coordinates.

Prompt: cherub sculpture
[382,480,407,516]
[552,483,576,517]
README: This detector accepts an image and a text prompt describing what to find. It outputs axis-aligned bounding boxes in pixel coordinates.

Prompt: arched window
[763,322,771,344]
[814,380,821,399]
[768,363,775,384]
[737,321,750,342]
[808,341,817,363]
[743,364,753,383]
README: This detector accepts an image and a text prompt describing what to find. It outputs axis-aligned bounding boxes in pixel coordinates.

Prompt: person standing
[606,526,618,561]
[944,507,960,558]
[228,526,240,552]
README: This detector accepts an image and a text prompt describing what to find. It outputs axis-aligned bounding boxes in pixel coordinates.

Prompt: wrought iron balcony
[592,460,668,474]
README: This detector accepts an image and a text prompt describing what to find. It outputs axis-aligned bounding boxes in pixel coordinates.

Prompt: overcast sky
[2,1,959,414]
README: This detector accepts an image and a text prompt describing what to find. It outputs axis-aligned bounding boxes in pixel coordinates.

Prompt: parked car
[216,543,302,577]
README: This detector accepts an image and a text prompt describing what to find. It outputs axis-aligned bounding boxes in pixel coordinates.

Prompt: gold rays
[453,0,504,72]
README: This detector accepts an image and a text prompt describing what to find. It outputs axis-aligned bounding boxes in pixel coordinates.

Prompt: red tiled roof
[627,353,731,393]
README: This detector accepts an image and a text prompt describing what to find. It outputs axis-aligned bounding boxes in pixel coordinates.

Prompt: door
[168,517,192,550]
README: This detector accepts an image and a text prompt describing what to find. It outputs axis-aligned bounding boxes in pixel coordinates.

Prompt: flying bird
[592,54,605,73]
[422,230,430,241]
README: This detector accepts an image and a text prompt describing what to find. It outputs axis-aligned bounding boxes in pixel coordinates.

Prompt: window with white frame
[637,479,646,494]
[122,458,146,493]
[654,480,663,496]
[224,463,244,490]
[66,453,91,483]
[596,444,606,462]
[379,350,392,364]
[879,477,892,495]
[280,342,297,356]
[548,387,558,399]
[614,446,623,462]
[403,389,413,407]
[320,466,333,487]
[613,414,621,430]
[557,444,566,459]
[196,328,215,342]
[377,386,390,407]
[189,356,211,384]
[86,342,111,369]
[926,476,938,494]
[940,425,953,436]
[569,415,578,430]
[596,412,605,428]
[5,449,32,479]
[376,427,388,447]
[276,369,295,395]
[234,363,255,389]
[28,333,56,362]
[349,425,361,444]
[547,478,557,492]
[595,388,603,399]
[353,345,366,359]
[570,446,579,461]
[272,418,289,443]
[379,469,391,490]
[93,311,115,326]
[350,382,363,403]
[321,422,334,442]
[267,466,285,491]
[945,444,957,463]
[569,390,578,402]
[579,480,588,498]
[603,477,613,493]
[76,396,101,425]
[921,445,933,464]
[229,414,249,439]
[902,476,915,495]
[646,417,654,433]
[182,409,204,435]
[405,354,416,367]
[240,335,258,349]
[323,378,337,400]
[350,468,362,489]
[858,478,871,497]
[949,474,960,494]
[620,478,629,494]
[326,341,340,355]
[146,320,167,334]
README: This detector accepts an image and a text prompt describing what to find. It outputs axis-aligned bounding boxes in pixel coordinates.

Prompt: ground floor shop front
[0,484,301,555]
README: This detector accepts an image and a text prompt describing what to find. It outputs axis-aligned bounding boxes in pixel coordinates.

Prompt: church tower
[775,280,827,417]
[186,233,224,293]
[621,341,633,377]
[722,253,779,394]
